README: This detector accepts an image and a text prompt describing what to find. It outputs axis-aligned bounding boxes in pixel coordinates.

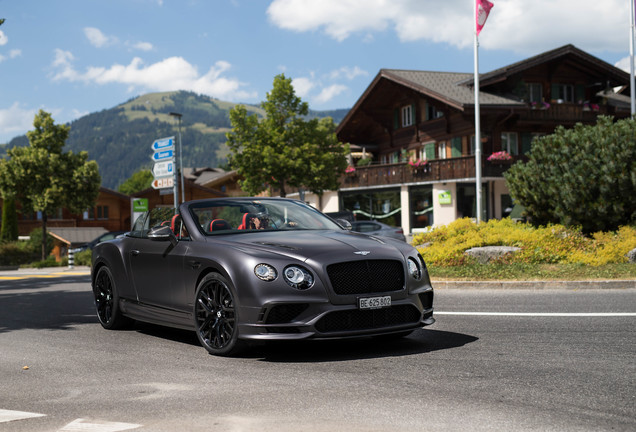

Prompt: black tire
[194,273,245,356]
[93,265,133,330]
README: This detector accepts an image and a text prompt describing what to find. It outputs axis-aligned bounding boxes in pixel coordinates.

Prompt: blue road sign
[151,137,175,151]
[151,149,174,161]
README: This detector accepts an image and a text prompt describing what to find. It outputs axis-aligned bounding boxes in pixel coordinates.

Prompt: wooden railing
[340,156,518,188]
[522,103,612,123]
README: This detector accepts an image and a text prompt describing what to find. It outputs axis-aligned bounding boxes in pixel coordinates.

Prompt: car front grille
[315,304,421,333]
[326,260,405,295]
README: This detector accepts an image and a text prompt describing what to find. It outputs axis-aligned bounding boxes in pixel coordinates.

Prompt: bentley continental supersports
[91,198,434,356]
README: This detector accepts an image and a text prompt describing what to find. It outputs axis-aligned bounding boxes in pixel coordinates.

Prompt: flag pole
[474,1,483,223]
[630,0,635,116]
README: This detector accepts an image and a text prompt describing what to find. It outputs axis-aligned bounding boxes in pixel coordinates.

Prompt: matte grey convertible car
[91,198,434,356]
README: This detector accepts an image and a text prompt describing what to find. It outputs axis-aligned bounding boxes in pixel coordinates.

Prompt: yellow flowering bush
[413,218,636,267]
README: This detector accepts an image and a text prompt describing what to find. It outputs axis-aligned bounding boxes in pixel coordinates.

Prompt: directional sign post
[153,161,174,178]
[151,177,174,189]
[151,136,178,209]
[151,137,174,152]
[151,149,174,162]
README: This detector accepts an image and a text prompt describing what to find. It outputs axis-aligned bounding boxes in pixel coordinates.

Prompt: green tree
[505,116,636,233]
[0,110,101,260]
[1,196,18,242]
[118,169,153,195]
[226,74,348,197]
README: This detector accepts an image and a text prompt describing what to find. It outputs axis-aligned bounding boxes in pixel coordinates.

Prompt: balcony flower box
[487,151,513,163]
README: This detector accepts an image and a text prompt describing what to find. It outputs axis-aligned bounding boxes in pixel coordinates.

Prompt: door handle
[131,250,140,257]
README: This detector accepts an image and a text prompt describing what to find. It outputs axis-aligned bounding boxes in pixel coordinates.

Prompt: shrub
[413,218,636,267]
[0,241,37,266]
[73,249,92,266]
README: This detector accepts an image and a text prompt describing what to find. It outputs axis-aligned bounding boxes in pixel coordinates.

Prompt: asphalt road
[0,274,634,432]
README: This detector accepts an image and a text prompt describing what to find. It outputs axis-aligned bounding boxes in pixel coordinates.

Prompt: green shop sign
[438,191,452,205]
[133,198,149,212]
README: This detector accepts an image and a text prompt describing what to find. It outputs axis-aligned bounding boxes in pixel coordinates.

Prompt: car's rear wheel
[93,266,132,330]
[194,273,244,356]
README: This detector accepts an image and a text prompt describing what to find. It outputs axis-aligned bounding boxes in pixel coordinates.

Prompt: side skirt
[120,298,194,331]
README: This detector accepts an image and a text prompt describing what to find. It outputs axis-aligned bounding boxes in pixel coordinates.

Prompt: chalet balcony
[520,102,613,123]
[340,156,520,189]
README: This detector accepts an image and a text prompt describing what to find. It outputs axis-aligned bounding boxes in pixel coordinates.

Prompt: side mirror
[335,219,352,230]
[148,225,178,247]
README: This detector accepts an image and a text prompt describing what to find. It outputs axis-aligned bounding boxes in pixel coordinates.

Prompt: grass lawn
[428,263,636,281]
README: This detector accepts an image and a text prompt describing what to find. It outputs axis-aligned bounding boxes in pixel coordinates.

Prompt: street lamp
[169,112,185,204]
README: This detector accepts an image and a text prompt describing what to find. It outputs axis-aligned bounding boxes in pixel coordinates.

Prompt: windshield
[188,198,343,235]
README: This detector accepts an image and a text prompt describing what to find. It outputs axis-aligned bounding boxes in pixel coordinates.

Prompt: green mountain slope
[2,91,349,190]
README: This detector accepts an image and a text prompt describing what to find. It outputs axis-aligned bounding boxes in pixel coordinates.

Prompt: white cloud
[130,41,154,51]
[0,49,22,63]
[292,76,315,97]
[0,29,7,46]
[315,84,348,104]
[50,51,256,101]
[329,66,368,81]
[614,56,633,73]
[84,27,117,48]
[267,0,630,54]
[0,103,37,142]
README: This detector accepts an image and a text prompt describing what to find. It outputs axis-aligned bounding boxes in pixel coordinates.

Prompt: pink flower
[487,151,513,162]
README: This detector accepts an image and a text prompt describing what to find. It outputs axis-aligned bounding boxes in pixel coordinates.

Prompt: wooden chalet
[317,44,632,234]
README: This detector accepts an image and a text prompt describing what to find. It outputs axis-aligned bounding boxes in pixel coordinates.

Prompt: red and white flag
[476,0,494,36]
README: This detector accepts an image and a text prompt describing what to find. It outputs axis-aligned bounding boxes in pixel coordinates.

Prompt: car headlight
[254,263,277,281]
[407,257,422,280]
[283,265,314,290]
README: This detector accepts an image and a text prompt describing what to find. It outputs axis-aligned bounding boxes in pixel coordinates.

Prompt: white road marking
[59,418,141,431]
[0,408,46,423]
[435,311,636,317]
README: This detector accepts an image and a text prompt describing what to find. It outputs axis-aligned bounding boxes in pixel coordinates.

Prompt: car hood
[213,230,410,263]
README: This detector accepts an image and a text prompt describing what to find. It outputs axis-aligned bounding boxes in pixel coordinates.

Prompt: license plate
[358,296,391,310]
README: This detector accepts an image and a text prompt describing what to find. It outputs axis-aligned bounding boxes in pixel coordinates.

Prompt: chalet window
[501,132,519,155]
[552,83,574,103]
[97,205,109,220]
[526,83,542,103]
[438,141,447,159]
[426,104,443,120]
[470,135,475,155]
[401,104,414,127]
[84,205,109,220]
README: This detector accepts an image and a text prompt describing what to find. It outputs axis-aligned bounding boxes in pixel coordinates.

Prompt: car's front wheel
[93,265,132,330]
[194,273,244,356]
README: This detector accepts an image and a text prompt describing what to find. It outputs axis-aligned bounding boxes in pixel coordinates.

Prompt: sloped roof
[381,69,524,107]
[48,227,107,246]
[459,44,630,87]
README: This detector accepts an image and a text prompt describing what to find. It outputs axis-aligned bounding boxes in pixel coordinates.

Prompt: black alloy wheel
[194,273,243,356]
[93,266,132,330]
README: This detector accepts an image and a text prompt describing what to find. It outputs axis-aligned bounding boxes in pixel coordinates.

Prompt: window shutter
[521,132,532,154]
[451,137,462,157]
[423,101,429,121]
[575,84,585,103]
[411,104,416,125]
[551,83,560,100]
[425,142,435,160]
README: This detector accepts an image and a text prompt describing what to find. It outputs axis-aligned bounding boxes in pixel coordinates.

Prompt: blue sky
[0,0,633,144]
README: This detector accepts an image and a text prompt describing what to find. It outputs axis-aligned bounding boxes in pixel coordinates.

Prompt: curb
[431,280,636,290]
